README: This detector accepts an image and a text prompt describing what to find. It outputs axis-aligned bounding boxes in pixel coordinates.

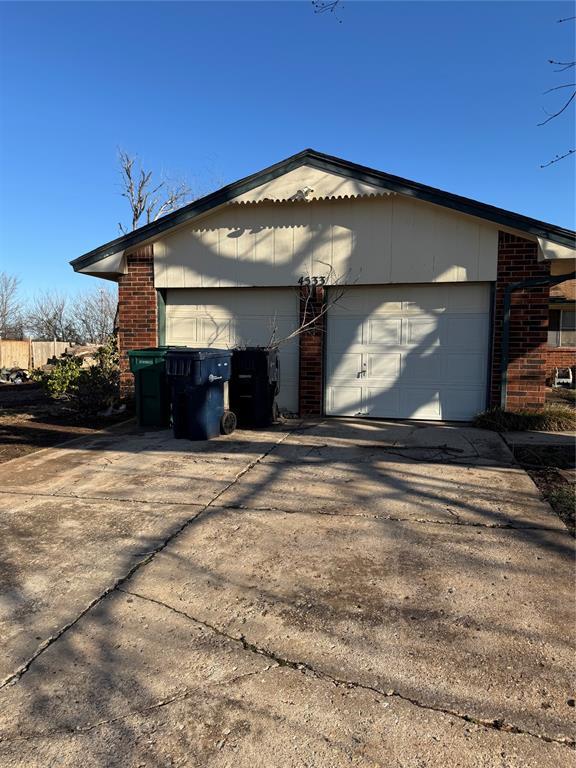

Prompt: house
[546,277,575,383]
[70,149,576,421]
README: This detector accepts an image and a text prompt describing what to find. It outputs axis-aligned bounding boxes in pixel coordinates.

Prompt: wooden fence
[0,340,71,370]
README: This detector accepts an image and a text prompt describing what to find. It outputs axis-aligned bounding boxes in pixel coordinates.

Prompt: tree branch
[538,90,576,125]
[540,148,576,168]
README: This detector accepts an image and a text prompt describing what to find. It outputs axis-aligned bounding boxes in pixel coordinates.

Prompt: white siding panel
[166,288,299,414]
[154,194,498,289]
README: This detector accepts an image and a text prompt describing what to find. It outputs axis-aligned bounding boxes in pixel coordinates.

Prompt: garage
[325,283,491,421]
[165,287,300,414]
[71,149,576,416]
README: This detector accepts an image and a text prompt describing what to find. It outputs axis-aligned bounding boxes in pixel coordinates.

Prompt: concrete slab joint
[0,419,573,766]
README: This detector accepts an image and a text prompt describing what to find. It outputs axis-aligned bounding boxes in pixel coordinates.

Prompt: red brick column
[298,284,325,417]
[117,245,157,399]
[490,233,549,410]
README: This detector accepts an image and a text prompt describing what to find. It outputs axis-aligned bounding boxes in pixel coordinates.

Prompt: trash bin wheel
[220,410,237,435]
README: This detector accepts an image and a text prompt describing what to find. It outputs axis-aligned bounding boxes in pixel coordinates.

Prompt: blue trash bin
[166,348,236,440]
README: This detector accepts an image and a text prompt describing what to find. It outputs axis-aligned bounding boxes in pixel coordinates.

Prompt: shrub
[72,338,120,415]
[31,355,82,398]
[32,336,120,415]
[474,405,576,432]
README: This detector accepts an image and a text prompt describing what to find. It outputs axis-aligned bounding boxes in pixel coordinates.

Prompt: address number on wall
[298,276,326,286]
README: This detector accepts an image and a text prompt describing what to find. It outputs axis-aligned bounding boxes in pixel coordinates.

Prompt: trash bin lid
[166,347,232,360]
[128,346,172,358]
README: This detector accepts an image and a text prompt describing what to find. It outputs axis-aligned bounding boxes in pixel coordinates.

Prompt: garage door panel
[327,352,363,381]
[442,388,486,420]
[445,316,489,350]
[400,388,442,419]
[166,316,198,344]
[326,284,490,421]
[405,318,441,346]
[367,318,401,345]
[443,353,487,383]
[328,316,363,348]
[402,353,442,380]
[326,385,364,416]
[365,387,400,417]
[367,353,401,379]
[201,318,232,345]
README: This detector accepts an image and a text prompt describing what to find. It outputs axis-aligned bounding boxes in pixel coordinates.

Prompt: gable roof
[70,148,576,272]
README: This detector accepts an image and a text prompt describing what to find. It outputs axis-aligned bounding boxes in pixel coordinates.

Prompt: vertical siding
[154,195,499,288]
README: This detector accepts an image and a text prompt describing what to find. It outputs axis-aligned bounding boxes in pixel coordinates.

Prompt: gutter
[500,271,576,409]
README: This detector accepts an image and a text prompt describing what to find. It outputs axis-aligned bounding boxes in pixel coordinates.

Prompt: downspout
[500,270,576,409]
[156,289,167,347]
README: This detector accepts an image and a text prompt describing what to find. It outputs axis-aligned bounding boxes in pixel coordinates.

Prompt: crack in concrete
[0,667,273,745]
[0,429,296,690]
[216,503,563,531]
[0,487,209,507]
[120,589,576,749]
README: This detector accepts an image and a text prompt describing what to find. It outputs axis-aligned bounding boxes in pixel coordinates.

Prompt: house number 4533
[298,276,326,286]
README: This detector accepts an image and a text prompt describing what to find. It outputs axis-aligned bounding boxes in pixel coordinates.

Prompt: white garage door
[326,284,491,421]
[166,288,299,414]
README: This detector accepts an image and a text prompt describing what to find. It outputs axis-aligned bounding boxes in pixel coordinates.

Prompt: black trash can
[230,347,280,428]
[166,348,236,440]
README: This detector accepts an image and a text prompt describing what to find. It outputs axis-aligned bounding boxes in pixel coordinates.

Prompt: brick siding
[298,285,325,416]
[490,232,550,410]
[117,245,157,399]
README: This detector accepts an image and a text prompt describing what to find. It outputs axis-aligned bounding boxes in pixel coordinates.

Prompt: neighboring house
[70,149,576,421]
[546,277,576,382]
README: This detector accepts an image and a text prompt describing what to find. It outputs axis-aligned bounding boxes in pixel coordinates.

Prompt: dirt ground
[510,444,575,536]
[0,382,130,463]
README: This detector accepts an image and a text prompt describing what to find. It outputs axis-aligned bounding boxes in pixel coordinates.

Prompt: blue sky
[0,1,574,297]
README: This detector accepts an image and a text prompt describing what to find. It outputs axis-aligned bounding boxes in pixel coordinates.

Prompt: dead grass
[511,445,575,535]
[547,387,576,408]
[546,484,576,535]
[474,405,576,433]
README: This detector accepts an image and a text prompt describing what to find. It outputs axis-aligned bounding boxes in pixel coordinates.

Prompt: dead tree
[26,290,79,342]
[540,16,575,167]
[73,286,118,344]
[0,272,25,339]
[118,150,193,233]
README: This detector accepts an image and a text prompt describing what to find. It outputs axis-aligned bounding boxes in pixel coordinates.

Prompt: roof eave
[70,148,576,273]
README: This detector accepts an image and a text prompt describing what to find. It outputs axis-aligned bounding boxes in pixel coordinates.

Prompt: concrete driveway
[0,419,573,767]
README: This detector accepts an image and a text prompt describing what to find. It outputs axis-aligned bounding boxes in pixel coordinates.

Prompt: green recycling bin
[128,347,172,428]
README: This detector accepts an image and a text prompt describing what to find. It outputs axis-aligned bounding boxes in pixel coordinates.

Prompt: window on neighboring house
[548,308,576,347]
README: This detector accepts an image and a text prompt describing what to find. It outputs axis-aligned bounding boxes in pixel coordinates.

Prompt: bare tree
[0,272,25,339]
[26,290,79,342]
[73,286,117,344]
[312,0,343,22]
[118,150,194,233]
[540,16,575,167]
[267,265,353,350]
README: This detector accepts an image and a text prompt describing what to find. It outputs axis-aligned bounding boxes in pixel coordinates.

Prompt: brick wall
[117,245,157,399]
[490,232,550,410]
[298,285,325,416]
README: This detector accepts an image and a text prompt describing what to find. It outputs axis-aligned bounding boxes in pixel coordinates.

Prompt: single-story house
[71,149,576,421]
